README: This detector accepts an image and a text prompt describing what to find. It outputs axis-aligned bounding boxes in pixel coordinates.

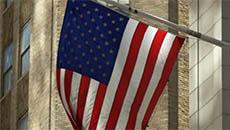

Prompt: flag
[56,0,184,129]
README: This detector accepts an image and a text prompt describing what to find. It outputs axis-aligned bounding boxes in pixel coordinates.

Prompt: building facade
[189,0,230,129]
[0,0,228,130]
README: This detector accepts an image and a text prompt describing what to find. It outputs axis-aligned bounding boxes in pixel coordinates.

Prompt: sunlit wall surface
[189,0,230,129]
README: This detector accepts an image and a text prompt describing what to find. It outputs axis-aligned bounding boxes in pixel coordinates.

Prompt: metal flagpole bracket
[98,0,230,47]
[188,30,202,38]
[128,6,138,14]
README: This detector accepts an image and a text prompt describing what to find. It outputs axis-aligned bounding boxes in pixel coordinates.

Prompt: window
[100,0,129,5]
[2,43,14,96]
[6,0,14,8]
[117,0,129,5]
[20,22,31,77]
[98,0,130,16]
[17,113,28,130]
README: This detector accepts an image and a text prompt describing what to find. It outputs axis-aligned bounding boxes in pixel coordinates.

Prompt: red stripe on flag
[141,37,184,129]
[125,30,167,129]
[64,70,75,120]
[67,111,81,130]
[76,76,91,129]
[106,22,148,129]
[57,69,61,99]
[88,83,107,129]
[57,69,80,129]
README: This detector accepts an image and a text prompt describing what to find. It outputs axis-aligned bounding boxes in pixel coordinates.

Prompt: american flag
[57,0,184,129]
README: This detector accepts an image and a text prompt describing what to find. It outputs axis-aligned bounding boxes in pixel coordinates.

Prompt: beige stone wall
[178,0,189,129]
[20,0,32,26]
[52,0,73,129]
[28,0,53,129]
[130,0,168,31]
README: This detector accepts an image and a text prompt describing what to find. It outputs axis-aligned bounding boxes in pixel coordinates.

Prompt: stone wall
[28,0,53,129]
[178,0,189,129]
[130,0,168,30]
[52,0,73,129]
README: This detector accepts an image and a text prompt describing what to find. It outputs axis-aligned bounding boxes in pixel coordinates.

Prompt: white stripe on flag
[115,26,158,130]
[70,72,81,119]
[60,69,71,117]
[96,19,139,130]
[82,79,100,130]
[135,34,176,129]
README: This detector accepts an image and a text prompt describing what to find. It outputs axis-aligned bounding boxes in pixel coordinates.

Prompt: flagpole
[97,0,230,47]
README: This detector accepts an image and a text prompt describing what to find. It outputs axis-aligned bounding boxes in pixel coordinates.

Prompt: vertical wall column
[0,1,4,128]
[10,0,20,129]
[168,0,179,129]
[178,0,189,129]
[168,0,190,130]
[189,0,199,129]
[0,0,4,98]
[28,0,53,129]
[168,0,190,129]
[51,0,73,129]
[222,0,230,129]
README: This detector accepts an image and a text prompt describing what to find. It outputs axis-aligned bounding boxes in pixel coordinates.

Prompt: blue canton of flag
[57,0,129,85]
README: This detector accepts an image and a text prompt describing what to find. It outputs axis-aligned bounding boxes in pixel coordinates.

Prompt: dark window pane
[6,0,13,7]
[18,113,28,130]
[21,50,30,76]
[3,43,13,73]
[21,23,31,54]
[3,69,12,96]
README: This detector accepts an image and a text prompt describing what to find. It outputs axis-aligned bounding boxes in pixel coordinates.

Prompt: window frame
[19,21,31,78]
[2,42,14,97]
[17,112,28,130]
[20,45,30,76]
[2,65,13,96]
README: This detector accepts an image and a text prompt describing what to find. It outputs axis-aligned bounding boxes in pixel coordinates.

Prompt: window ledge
[0,72,29,103]
[17,71,29,85]
[0,89,11,103]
